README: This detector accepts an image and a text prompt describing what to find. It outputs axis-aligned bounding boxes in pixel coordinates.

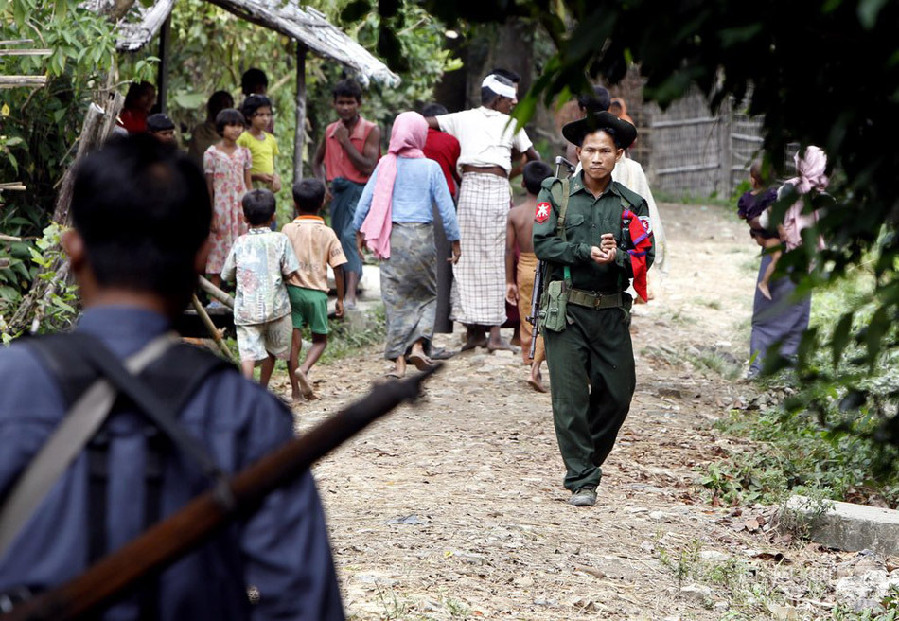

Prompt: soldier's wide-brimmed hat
[562,111,636,148]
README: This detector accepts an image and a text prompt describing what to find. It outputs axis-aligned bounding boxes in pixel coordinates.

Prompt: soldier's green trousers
[543,304,636,491]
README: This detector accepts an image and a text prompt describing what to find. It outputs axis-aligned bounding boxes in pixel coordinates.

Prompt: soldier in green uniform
[533,112,654,507]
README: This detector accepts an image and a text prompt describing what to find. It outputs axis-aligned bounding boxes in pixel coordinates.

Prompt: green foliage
[0,1,118,237]
[1,222,79,344]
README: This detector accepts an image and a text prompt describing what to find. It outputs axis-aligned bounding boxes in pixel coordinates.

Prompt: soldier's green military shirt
[532,171,655,293]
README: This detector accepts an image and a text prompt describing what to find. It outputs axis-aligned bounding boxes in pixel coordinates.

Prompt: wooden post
[292,43,308,184]
[156,16,171,113]
[718,96,733,196]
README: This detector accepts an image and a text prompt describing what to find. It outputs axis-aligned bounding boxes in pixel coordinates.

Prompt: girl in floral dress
[204,108,253,291]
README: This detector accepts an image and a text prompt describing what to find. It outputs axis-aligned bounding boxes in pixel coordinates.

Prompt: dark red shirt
[424,128,461,196]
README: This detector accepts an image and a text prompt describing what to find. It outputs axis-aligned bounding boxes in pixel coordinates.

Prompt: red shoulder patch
[535,202,551,223]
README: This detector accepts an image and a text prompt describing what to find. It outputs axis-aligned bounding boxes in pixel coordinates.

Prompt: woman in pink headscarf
[353,112,462,378]
[748,146,830,379]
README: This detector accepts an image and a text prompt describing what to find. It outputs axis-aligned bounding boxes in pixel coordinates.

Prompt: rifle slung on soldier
[0,366,440,621]
[527,156,575,360]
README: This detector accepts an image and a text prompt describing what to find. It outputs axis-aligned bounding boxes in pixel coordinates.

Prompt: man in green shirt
[533,112,654,507]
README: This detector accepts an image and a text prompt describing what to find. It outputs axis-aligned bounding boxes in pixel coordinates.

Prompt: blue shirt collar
[77,306,171,358]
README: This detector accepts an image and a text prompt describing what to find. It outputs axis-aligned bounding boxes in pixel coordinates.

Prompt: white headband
[482,75,517,100]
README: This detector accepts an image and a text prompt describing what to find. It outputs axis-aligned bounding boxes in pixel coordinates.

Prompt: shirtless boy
[505,160,554,392]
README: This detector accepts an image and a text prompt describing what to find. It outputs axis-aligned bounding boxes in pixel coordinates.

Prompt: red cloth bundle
[622,209,653,302]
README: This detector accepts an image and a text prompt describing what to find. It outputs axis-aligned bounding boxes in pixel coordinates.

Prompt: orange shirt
[323,117,378,184]
[281,216,348,292]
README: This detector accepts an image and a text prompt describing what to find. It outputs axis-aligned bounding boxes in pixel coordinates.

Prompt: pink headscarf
[359,111,427,259]
[782,146,828,251]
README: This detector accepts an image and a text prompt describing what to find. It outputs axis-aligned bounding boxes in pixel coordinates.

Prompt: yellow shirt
[237,131,278,175]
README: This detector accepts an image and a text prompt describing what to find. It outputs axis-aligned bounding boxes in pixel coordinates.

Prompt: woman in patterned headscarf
[748,146,830,378]
[353,112,462,378]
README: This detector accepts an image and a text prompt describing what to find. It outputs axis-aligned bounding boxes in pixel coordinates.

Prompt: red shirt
[118,108,148,133]
[323,117,378,185]
[424,128,461,196]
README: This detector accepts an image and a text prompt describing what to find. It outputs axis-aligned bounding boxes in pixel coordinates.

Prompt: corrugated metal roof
[82,0,399,86]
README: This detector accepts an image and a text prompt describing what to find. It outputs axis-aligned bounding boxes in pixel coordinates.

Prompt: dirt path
[274,203,844,620]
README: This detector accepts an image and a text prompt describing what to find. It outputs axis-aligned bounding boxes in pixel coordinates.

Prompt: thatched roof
[82,0,399,86]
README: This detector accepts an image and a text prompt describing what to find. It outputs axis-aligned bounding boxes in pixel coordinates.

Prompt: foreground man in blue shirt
[0,135,345,619]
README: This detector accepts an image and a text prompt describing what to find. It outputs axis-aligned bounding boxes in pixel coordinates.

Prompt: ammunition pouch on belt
[538,280,569,332]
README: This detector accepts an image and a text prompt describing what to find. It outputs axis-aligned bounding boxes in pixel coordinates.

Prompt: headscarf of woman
[782,146,828,250]
[360,111,428,259]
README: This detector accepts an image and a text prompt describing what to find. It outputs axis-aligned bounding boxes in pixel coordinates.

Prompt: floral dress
[204,145,252,272]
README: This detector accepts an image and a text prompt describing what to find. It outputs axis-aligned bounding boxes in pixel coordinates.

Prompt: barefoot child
[281,179,347,400]
[238,95,281,193]
[204,108,252,292]
[505,160,554,392]
[221,189,299,386]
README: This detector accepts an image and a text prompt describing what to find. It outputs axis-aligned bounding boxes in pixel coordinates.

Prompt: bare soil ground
[270,203,865,620]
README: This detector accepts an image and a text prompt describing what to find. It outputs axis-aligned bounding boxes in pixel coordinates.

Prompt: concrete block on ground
[785,495,899,556]
[342,304,383,333]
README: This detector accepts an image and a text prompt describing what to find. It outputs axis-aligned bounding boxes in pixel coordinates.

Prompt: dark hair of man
[490,67,521,84]
[240,68,269,96]
[598,127,622,149]
[292,179,326,214]
[206,90,235,122]
[481,74,516,106]
[421,102,449,117]
[240,95,273,120]
[70,134,210,303]
[577,85,610,114]
[332,79,363,102]
[242,189,276,225]
[215,108,247,135]
[522,160,554,195]
[124,80,155,108]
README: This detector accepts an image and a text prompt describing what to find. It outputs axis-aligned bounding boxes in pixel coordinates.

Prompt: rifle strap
[0,333,175,560]
[550,177,573,288]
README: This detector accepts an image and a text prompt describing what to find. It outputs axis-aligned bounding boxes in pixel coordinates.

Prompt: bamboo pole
[190,294,234,362]
[198,276,234,309]
[0,49,52,57]
[0,76,47,89]
[292,43,308,184]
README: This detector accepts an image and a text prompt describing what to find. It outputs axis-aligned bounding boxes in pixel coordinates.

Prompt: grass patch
[653,537,829,618]
[319,304,387,364]
[700,265,899,509]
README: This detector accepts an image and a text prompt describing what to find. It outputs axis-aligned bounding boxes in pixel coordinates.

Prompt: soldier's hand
[590,245,616,265]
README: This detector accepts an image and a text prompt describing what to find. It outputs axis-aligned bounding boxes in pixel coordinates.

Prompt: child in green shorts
[282,179,347,400]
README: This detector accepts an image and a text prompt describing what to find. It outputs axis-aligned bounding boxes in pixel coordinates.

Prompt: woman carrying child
[203,108,253,292]
[747,146,830,378]
[353,112,461,379]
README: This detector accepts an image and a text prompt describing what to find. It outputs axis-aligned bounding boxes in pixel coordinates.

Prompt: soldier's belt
[567,289,623,310]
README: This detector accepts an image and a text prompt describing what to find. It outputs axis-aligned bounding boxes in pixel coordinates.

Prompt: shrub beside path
[272,203,877,620]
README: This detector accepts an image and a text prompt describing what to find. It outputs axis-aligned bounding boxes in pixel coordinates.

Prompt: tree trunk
[7,91,123,336]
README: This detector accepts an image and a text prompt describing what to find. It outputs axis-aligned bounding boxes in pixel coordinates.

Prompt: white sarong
[451,172,509,326]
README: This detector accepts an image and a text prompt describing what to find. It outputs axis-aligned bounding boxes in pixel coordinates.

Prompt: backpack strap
[0,333,175,560]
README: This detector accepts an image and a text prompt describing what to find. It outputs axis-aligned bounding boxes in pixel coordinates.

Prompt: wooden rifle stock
[1,365,440,621]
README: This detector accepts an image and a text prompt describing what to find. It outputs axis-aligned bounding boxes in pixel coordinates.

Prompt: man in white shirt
[425,71,540,351]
